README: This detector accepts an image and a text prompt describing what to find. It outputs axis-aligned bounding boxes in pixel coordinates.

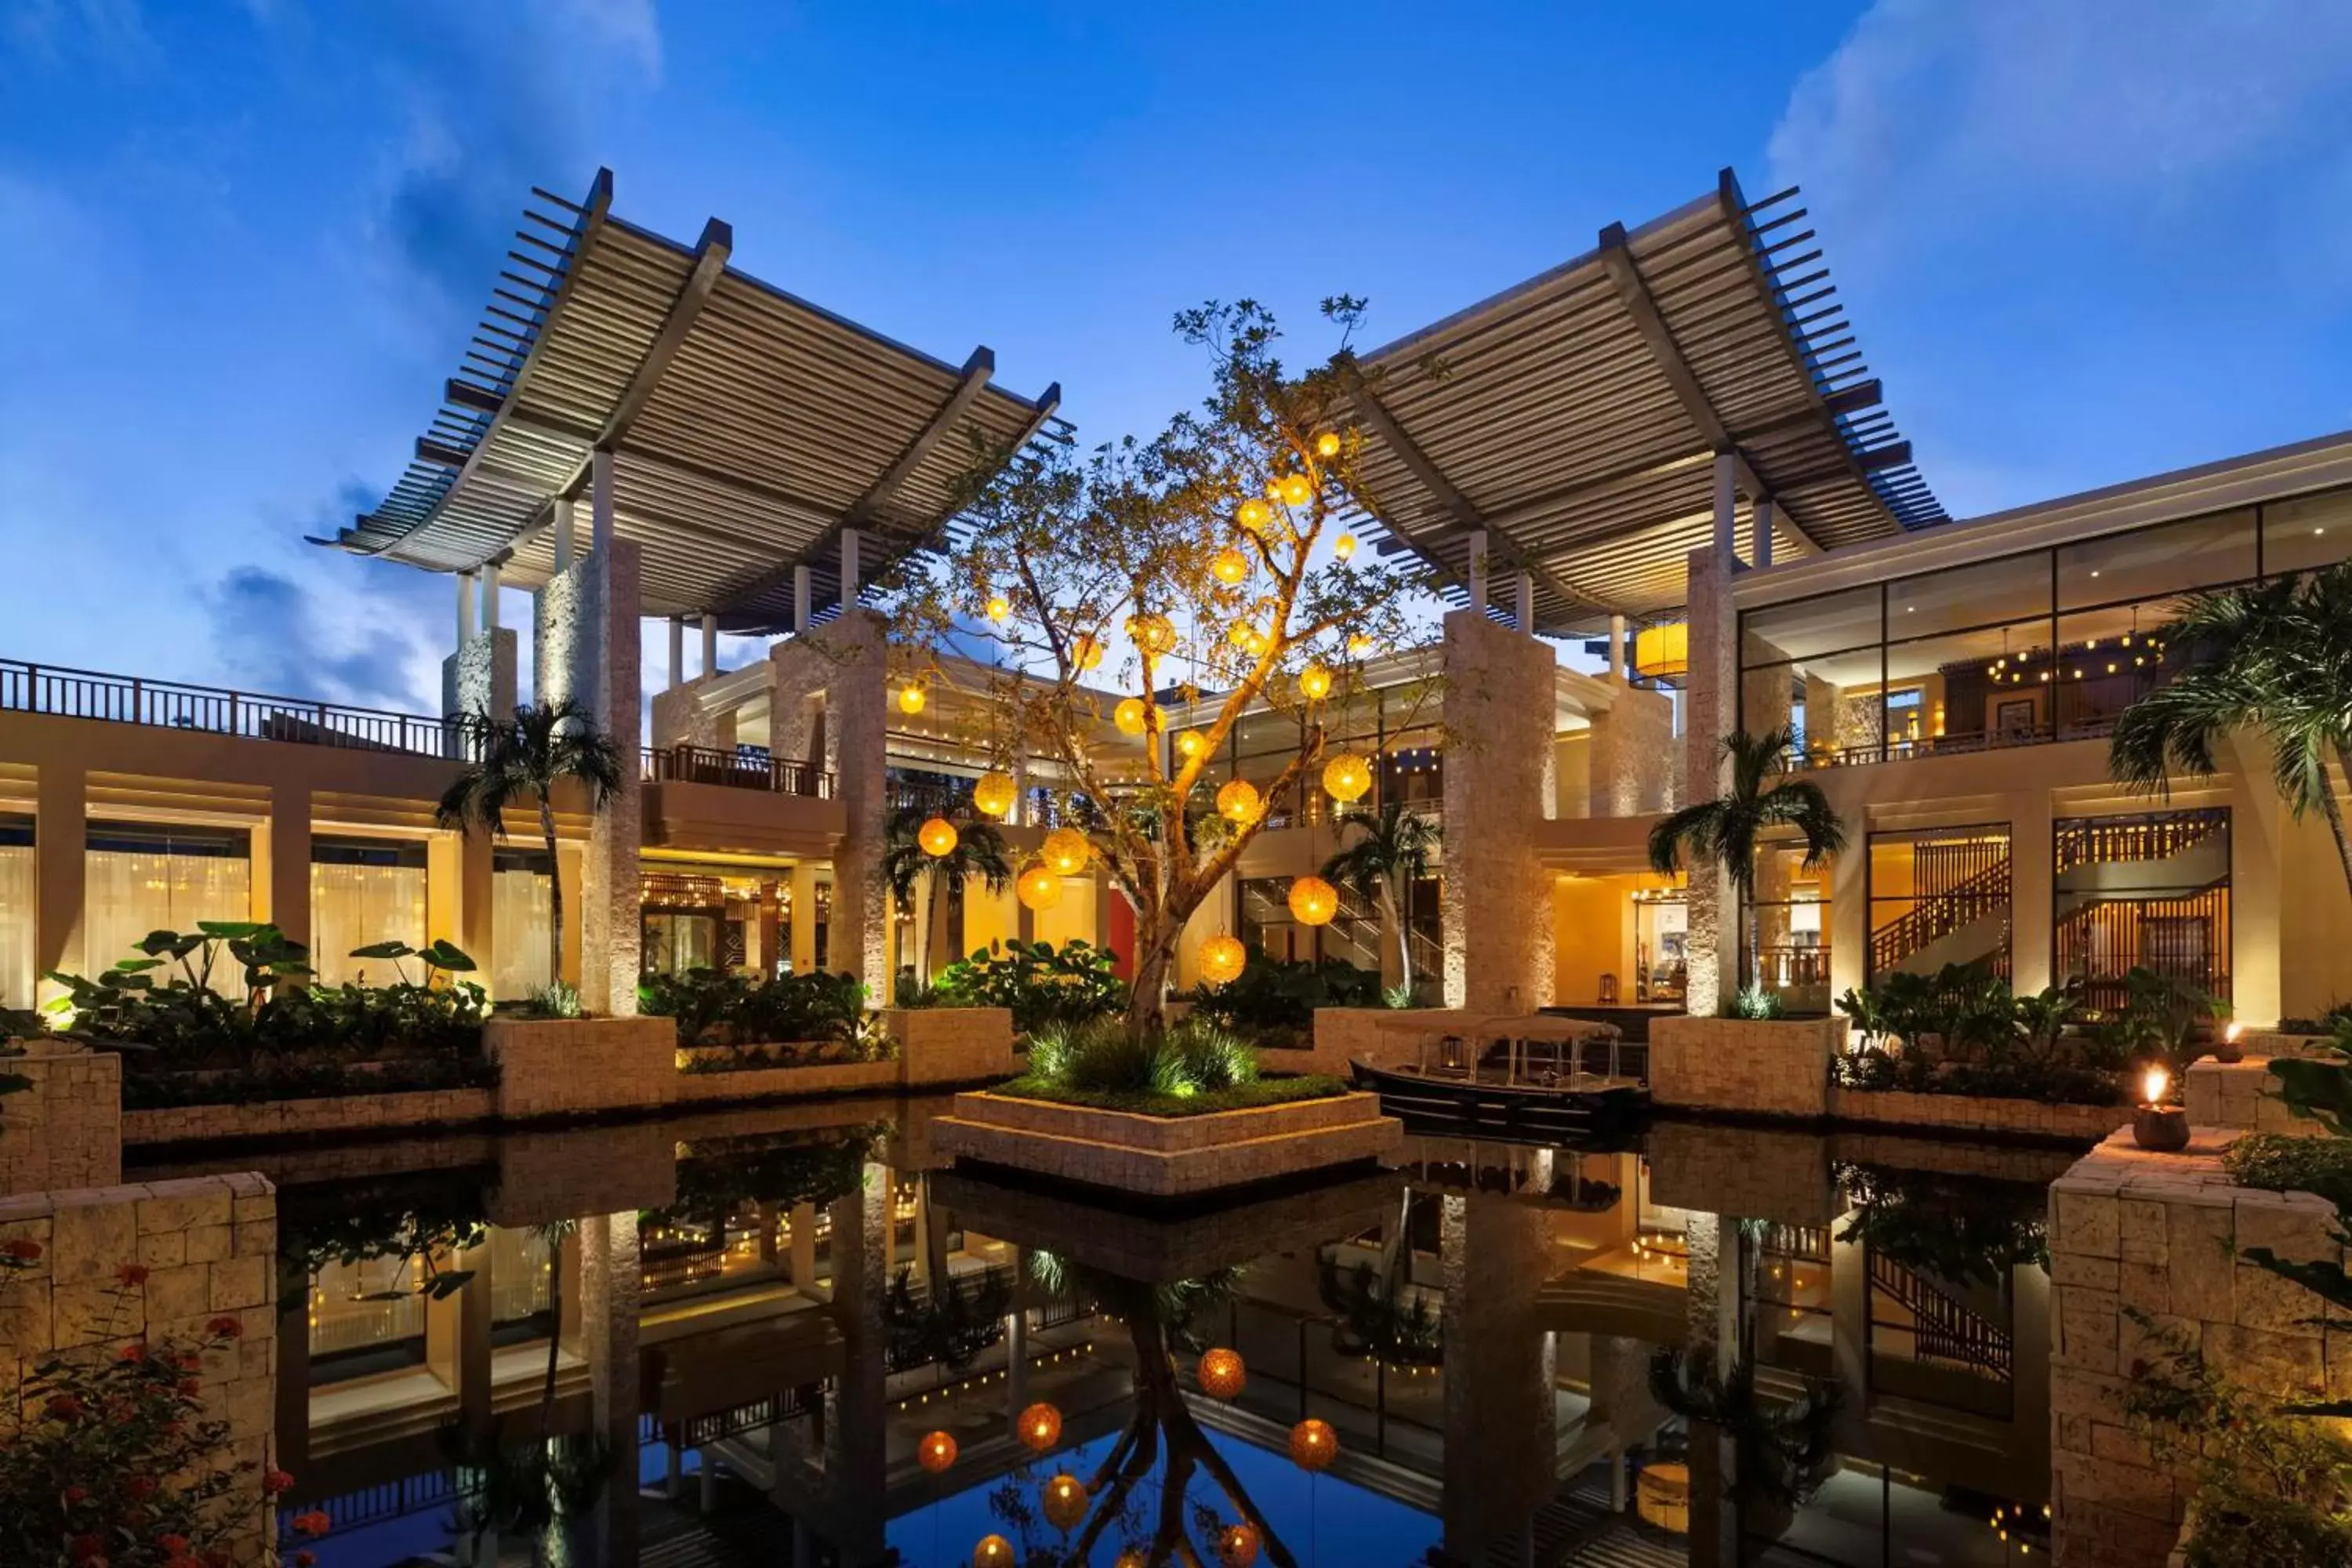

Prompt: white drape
[308,862,427,988]
[0,845,32,1007]
[492,868,552,1000]
[84,849,251,985]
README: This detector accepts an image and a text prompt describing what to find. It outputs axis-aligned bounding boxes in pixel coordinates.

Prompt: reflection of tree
[884,1264,1014,1374]
[1026,1252,1298,1567]
[1832,1162,2049,1289]
[1648,1348,1841,1512]
[644,1126,881,1229]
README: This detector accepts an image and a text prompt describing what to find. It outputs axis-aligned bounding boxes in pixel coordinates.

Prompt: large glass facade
[84,821,251,981]
[2055,808,2231,1011]
[1745,841,1828,1014]
[310,837,428,987]
[0,815,31,1007]
[492,848,554,1000]
[1742,490,2350,766]
[1868,826,2013,981]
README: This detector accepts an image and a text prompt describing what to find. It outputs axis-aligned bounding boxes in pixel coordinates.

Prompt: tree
[1647,727,1848,997]
[2109,564,2352,909]
[436,698,626,992]
[885,299,1432,1037]
[1319,800,1442,996]
[881,802,1012,984]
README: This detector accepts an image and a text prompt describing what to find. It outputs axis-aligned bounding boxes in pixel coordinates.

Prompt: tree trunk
[2325,745,2352,916]
[1127,934,1172,1039]
[1382,882,1410,996]
[913,868,935,988]
[1745,902,1762,1000]
[539,797,563,997]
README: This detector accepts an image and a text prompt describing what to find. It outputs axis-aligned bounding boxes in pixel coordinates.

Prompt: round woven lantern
[1041,1472,1089,1531]
[1114,697,1149,735]
[1128,612,1175,656]
[898,684,927,715]
[1016,863,1062,911]
[1176,731,1207,758]
[1198,935,1247,987]
[1017,1401,1062,1453]
[1218,1522,1262,1567]
[972,771,1018,819]
[1215,779,1261,824]
[984,593,1011,622]
[1287,875,1338,927]
[1043,826,1091,876]
[1289,1418,1338,1471]
[1334,532,1358,561]
[1277,473,1312,507]
[1212,546,1251,585]
[1071,633,1105,671]
[1197,1347,1247,1399]
[1316,430,1343,459]
[1236,497,1272,534]
[1323,753,1373,803]
[973,1534,1015,1568]
[1298,662,1332,701]
[918,816,958,858]
[917,1429,958,1473]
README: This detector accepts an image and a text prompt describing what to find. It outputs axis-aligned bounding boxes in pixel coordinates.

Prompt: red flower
[45,1394,82,1420]
[62,1483,86,1504]
[263,1468,296,1495]
[175,1352,201,1371]
[70,1534,103,1559]
[155,1537,190,1556]
[178,1378,201,1397]
[292,1509,332,1537]
[116,1262,150,1287]
[293,1555,317,1568]
[2,1238,41,1259]
[204,1315,242,1339]
[126,1475,158,1500]
[118,1341,147,1362]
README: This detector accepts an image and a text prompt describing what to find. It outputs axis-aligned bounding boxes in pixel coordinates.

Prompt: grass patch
[991,1073,1350,1118]
[2223,1131,2352,1211]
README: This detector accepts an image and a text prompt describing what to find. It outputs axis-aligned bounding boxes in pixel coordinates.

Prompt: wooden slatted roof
[326,169,1065,629]
[1348,169,1942,632]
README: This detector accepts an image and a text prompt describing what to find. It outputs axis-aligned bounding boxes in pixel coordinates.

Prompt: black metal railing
[1790,717,2120,771]
[1869,1250,2012,1381]
[2060,879,2233,1011]
[644,744,833,797]
[3,656,456,757]
[1870,855,2013,976]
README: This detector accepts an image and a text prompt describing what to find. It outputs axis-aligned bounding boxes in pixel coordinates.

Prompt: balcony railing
[2,656,456,757]
[643,743,834,797]
[1791,716,2120,771]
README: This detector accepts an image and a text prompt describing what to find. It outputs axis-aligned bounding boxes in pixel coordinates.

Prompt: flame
[2225,1022,2244,1044]
[2142,1065,2170,1105]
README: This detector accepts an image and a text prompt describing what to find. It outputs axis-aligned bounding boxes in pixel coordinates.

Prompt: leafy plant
[638,967,869,1049]
[933,939,1127,1036]
[1834,1163,2049,1287]
[1181,945,1380,1045]
[1724,984,1786,1020]
[1648,1348,1842,1511]
[1014,1015,1336,1114]
[882,804,1013,984]
[2097,964,2227,1080]
[883,1265,1014,1375]
[1319,801,1440,996]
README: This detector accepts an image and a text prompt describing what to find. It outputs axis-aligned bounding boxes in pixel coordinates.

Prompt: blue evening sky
[4,2,2350,717]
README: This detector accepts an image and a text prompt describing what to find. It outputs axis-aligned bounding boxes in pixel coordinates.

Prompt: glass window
[1889,551,2049,639]
[2263,488,2352,577]
[1881,615,2061,754]
[1868,826,2012,981]
[310,837,428,988]
[493,849,554,1000]
[2054,808,2231,1011]
[1746,840,1830,1014]
[2057,509,2256,612]
[0,815,31,1007]
[83,822,252,985]
[1742,584,1882,666]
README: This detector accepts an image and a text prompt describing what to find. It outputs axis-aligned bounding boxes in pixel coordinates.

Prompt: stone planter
[2183,1056,2326,1136]
[1828,1084,2135,1144]
[883,1007,1015,1090]
[0,1044,121,1195]
[932,1089,1402,1200]
[1650,1015,1847,1119]
[483,1015,678,1120]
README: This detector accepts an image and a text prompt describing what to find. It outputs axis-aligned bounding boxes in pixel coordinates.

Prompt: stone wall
[441,626,517,734]
[0,1045,121,1193]
[1586,678,1677,817]
[1439,608,1556,1012]
[887,1006,1015,1087]
[0,1174,278,1566]
[2048,1128,2347,1567]
[932,1090,1402,1197]
[1682,547,1738,1016]
[484,1014,679,1119]
[764,615,890,984]
[125,1087,499,1147]
[1650,1014,1845,1119]
[2183,1057,2324,1135]
[1830,1085,2133,1144]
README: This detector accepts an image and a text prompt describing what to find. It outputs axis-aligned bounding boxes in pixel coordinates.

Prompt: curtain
[308,862,427,988]
[307,1255,425,1359]
[0,846,31,1007]
[487,1227,554,1326]
[84,850,252,989]
[492,868,553,1000]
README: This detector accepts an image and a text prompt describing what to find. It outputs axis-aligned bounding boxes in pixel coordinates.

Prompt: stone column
[579,527,644,1016]
[579,1210,642,1566]
[268,782,311,959]
[801,1161,887,1563]
[788,1200,818,1290]
[1439,1194,1555,1562]
[1683,1212,1747,1566]
[826,611,891,990]
[793,564,811,633]
[1586,684,1676,818]
[1439,608,1556,1011]
[789,862,819,975]
[668,617,684,690]
[552,497,575,572]
[701,613,719,680]
[1682,545,1738,1015]
[34,761,84,1000]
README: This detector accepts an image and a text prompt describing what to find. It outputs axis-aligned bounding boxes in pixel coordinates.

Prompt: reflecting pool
[132,1095,2074,1566]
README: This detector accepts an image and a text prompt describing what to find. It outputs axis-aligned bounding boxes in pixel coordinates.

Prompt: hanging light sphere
[1289,1417,1339,1471]
[1018,1401,1063,1453]
[917,1429,959,1473]
[918,816,959,858]
[984,593,1012,623]
[898,684,927,715]
[1316,430,1343,459]
[1288,875,1339,927]
[1212,546,1251,586]
[1215,779,1261,824]
[1114,696,1149,736]
[1334,532,1358,561]
[1227,619,1257,648]
[1128,612,1176,656]
[1176,731,1207,759]
[1115,1554,1149,1568]
[1346,632,1375,656]
[1323,753,1374,802]
[1199,935,1247,987]
[1016,862,1062,911]
[1236,497,1273,534]
[1199,1346,1247,1399]
[972,771,1018,819]
[1278,473,1313,507]
[1041,1472,1090,1531]
[1071,633,1105,672]
[1298,662,1332,702]
[1043,826,1092,877]
[1217,1523,1262,1568]
[973,1534,1015,1568]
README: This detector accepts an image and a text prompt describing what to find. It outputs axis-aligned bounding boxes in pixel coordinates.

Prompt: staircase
[1869,846,2012,977]
[2055,809,2227,873]
[2055,874,2232,1011]
[1868,1251,2010,1380]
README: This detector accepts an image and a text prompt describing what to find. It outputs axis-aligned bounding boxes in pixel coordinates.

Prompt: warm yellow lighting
[985,593,1011,623]
[1016,863,1062,911]
[2142,1065,2170,1105]
[1199,935,1247,986]
[1018,1401,1063,1452]
[898,684,927,715]
[972,771,1018,819]
[1044,826,1092,876]
[1323,752,1373,802]
[1215,779,1261,823]
[1289,1417,1339,1470]
[1071,633,1105,671]
[1041,1472,1089,1531]
[1316,430,1342,459]
[1345,632,1374,655]
[1278,473,1312,507]
[1298,662,1332,701]
[1114,697,1149,735]
[1128,612,1176,655]
[1217,1523,1262,1567]
[1177,731,1207,759]
[973,1534,1015,1567]
[918,1429,958,1472]
[1212,546,1250,585]
[1198,1347,1248,1399]
[1228,619,1256,648]
[1634,622,1689,680]
[1237,497,1272,534]
[1287,875,1338,926]
[1334,531,1357,561]
[918,816,959,858]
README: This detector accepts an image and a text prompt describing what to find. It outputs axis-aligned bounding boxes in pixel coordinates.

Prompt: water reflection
[129,1099,2075,1566]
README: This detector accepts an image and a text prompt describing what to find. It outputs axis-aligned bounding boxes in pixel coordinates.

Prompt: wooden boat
[1349,1016,1649,1133]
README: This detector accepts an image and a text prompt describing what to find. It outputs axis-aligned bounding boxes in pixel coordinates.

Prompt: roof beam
[592,216,732,452]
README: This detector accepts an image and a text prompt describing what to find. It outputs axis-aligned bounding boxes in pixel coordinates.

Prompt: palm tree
[882,803,1012,985]
[2111,564,2352,907]
[1648,727,1848,998]
[436,698,626,990]
[1320,800,1442,996]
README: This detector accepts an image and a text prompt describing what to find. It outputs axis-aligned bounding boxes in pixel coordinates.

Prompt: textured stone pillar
[1683,546,1738,1014]
[579,1210,642,1566]
[1440,1194,1555,1562]
[826,611,891,989]
[442,629,517,740]
[1440,608,1556,1011]
[580,538,643,1016]
[1586,683,1677,817]
[1683,1212,1746,1566]
[34,761,84,1001]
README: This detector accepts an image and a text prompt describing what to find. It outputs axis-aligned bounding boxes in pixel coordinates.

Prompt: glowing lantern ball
[1277,473,1313,507]
[1288,875,1338,927]
[917,1429,959,1473]
[898,684,927,715]
[1041,1472,1089,1531]
[1316,430,1343,459]
[1018,1401,1063,1453]
[1129,612,1176,656]
[1072,633,1105,671]
[1176,731,1207,760]
[973,1535,1015,1568]
[1236,497,1272,535]
[1115,1554,1149,1568]
[1218,1523,1262,1567]
[918,816,959,858]
[985,593,1011,623]
[1197,1347,1247,1399]
[1215,779,1261,824]
[1212,546,1251,585]
[1346,632,1375,655]
[1334,532,1358,561]
[1290,1417,1339,1471]
[1016,863,1062,911]
[1298,662,1332,702]
[1323,753,1374,803]
[1043,826,1091,877]
[1199,935,1247,988]
[972,770,1018,819]
[1226,619,1256,648]
[1114,697,1149,736]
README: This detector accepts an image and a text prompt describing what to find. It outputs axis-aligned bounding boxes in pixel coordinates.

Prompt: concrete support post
[579,493,644,1015]
[1682,546,1738,1014]
[1754,496,1775,569]
[1608,613,1627,681]
[668,618,684,691]
[1466,529,1488,612]
[590,447,615,555]
[269,782,311,961]
[826,611,892,988]
[1440,1195,1557,1564]
[789,862,818,975]
[1515,571,1534,634]
[701,612,718,679]
[457,571,477,645]
[812,1163,888,1564]
[788,1200,818,1290]
[1828,812,1868,1007]
[840,528,861,606]
[552,497,575,572]
[459,829,495,998]
[1439,609,1555,1011]
[580,1210,643,1566]
[2009,789,2056,994]
[481,562,502,633]
[1711,450,1737,566]
[33,763,84,1001]
[793,565,811,633]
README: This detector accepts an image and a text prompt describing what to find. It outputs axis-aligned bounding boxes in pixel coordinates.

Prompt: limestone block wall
[0,1174,278,1566]
[2048,1129,2348,1568]
[2183,1057,2323,1135]
[1439,608,1557,1011]
[483,1015,677,1120]
[1682,546,1737,1015]
[581,538,644,1016]
[764,614,890,984]
[1586,679,1678,817]
[0,1045,122,1194]
[887,1007,1014,1087]
[441,626,517,734]
[1650,1014,1845,1119]
[532,557,588,713]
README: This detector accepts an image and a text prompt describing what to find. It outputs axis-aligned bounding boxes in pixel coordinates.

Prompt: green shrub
[932,939,1126,1035]
[2223,1131,2352,1213]
[1723,985,1785,1020]
[637,968,866,1048]
[1831,1046,2125,1106]
[1020,1015,1288,1110]
[1183,947,1381,1044]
